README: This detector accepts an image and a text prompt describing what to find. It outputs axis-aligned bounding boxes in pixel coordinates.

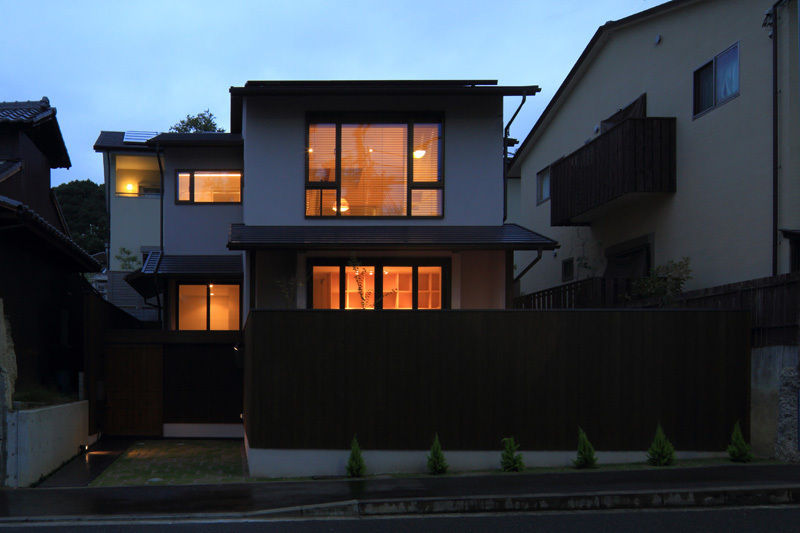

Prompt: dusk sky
[2,0,666,186]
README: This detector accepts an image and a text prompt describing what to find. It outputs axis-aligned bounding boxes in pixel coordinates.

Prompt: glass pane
[193,171,241,203]
[306,189,338,216]
[308,124,336,182]
[305,189,320,216]
[345,265,375,309]
[312,266,340,309]
[341,124,407,216]
[715,44,739,103]
[693,62,714,115]
[538,169,550,202]
[209,284,240,330]
[411,189,443,216]
[382,266,413,309]
[413,123,441,182]
[178,285,207,330]
[418,267,442,309]
[115,155,160,196]
[178,172,191,201]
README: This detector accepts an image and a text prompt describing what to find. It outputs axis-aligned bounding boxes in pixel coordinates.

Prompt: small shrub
[427,433,449,475]
[647,424,675,466]
[629,257,692,305]
[727,421,753,463]
[346,435,365,477]
[500,437,525,472]
[574,427,597,469]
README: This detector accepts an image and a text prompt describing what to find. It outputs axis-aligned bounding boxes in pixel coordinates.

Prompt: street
[2,506,800,532]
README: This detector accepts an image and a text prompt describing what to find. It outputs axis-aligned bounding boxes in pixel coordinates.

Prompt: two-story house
[96,80,560,465]
[507,0,799,298]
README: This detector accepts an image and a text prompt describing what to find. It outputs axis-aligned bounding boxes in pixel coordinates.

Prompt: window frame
[176,280,242,331]
[693,42,740,119]
[174,169,244,205]
[304,112,445,219]
[306,257,450,310]
[536,166,551,205]
[561,257,575,282]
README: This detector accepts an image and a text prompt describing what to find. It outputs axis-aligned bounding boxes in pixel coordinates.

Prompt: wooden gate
[104,344,163,436]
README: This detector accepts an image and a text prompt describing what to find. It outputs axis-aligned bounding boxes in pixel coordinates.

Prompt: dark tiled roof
[0,98,54,124]
[231,80,540,97]
[94,131,157,152]
[139,254,243,275]
[228,224,558,251]
[0,194,100,272]
[147,133,243,147]
[0,97,70,168]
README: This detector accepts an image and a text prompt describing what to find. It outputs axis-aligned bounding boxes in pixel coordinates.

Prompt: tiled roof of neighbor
[0,98,55,124]
[228,224,558,251]
[0,194,100,272]
[0,160,23,182]
[139,253,243,275]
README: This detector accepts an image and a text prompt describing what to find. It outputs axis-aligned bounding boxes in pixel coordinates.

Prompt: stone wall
[751,346,799,455]
[775,368,800,462]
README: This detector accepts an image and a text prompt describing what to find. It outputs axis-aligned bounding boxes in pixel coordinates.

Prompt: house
[506,0,800,298]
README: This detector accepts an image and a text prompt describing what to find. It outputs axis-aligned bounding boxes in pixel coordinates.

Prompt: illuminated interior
[178,283,240,330]
[310,264,443,309]
[382,267,413,309]
[115,155,161,196]
[306,121,442,217]
[178,171,241,203]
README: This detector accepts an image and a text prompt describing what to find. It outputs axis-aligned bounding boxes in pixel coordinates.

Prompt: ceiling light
[308,148,314,153]
[413,150,426,159]
[126,183,134,192]
[333,198,350,212]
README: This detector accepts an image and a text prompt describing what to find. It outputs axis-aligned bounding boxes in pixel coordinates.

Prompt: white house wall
[511,0,796,294]
[242,94,503,227]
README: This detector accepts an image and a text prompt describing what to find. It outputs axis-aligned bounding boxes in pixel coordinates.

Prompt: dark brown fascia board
[229,85,541,97]
[0,161,22,183]
[243,80,499,87]
[507,0,700,176]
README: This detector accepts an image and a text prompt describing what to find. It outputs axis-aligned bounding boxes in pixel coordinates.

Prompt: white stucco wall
[511,0,797,295]
[5,401,88,487]
[242,94,504,227]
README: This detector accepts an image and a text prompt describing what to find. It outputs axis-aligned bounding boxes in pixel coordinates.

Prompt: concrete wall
[751,345,799,456]
[5,401,88,487]
[242,94,503,227]
[511,0,797,295]
[161,146,243,255]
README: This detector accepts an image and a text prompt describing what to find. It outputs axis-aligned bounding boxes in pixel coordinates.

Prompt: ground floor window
[309,259,447,310]
[178,283,240,330]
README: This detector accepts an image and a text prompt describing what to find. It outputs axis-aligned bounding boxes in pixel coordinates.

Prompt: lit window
[694,43,739,116]
[176,171,242,204]
[114,155,161,197]
[305,119,443,217]
[310,262,445,309]
[178,283,240,330]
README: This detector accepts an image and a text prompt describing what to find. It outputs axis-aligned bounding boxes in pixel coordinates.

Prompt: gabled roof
[507,0,701,176]
[126,253,243,298]
[228,224,558,251]
[93,131,157,153]
[0,194,100,272]
[0,98,71,168]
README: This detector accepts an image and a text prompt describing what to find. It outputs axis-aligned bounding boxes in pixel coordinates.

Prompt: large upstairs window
[114,155,161,197]
[305,116,443,217]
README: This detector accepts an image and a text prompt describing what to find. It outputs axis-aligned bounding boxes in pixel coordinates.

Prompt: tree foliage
[727,421,753,463]
[52,180,108,256]
[169,109,225,133]
[427,433,448,475]
[500,437,524,472]
[346,435,366,477]
[574,427,597,469]
[629,257,692,305]
[647,424,675,466]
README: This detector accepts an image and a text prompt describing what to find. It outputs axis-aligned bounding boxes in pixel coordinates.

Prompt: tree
[169,109,225,133]
[52,180,108,256]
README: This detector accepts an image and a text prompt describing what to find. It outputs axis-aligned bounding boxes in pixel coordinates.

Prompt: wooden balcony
[550,117,676,226]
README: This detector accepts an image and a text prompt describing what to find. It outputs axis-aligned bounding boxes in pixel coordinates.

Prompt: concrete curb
[0,485,798,523]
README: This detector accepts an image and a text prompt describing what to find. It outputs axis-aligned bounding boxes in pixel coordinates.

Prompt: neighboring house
[0,98,101,400]
[507,0,800,297]
[95,80,560,453]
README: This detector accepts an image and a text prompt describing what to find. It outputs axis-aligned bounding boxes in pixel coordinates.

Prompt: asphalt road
[2,506,800,532]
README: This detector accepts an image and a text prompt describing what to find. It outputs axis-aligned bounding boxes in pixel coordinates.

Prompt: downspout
[503,95,526,222]
[155,142,165,325]
[513,248,543,283]
[104,153,111,269]
[767,0,787,276]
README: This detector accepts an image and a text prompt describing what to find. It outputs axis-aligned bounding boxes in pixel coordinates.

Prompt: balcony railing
[550,117,676,226]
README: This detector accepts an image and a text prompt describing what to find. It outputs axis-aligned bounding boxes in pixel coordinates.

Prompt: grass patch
[90,440,246,487]
[13,385,76,408]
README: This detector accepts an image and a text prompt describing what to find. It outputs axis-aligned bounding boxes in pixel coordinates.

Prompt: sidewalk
[1,464,799,521]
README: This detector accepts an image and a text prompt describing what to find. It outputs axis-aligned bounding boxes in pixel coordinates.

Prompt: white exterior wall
[511,0,798,294]
[242,94,503,227]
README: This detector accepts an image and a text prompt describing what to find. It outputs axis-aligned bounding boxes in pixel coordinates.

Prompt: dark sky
[1,0,665,185]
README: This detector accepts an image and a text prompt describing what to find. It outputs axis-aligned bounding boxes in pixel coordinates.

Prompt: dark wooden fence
[103,330,241,435]
[244,309,750,452]
[550,117,676,226]
[514,273,800,347]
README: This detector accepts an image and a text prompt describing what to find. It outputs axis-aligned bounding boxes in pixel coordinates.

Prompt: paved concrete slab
[36,439,131,488]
